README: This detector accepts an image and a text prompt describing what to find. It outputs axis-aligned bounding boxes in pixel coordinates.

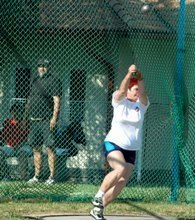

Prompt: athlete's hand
[128,64,137,74]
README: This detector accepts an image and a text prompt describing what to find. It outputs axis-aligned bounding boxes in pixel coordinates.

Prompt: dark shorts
[103,141,136,165]
[28,119,56,150]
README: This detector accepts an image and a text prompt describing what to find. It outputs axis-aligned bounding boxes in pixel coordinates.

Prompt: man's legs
[28,120,43,183]
[45,147,56,179]
[33,148,42,178]
[28,147,42,183]
[43,119,56,184]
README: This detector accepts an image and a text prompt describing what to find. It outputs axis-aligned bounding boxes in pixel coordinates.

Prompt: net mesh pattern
[0,0,195,203]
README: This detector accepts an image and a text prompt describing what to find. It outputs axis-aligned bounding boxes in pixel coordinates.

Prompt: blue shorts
[103,141,136,165]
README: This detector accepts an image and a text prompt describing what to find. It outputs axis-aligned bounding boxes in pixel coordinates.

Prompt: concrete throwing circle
[40,215,173,220]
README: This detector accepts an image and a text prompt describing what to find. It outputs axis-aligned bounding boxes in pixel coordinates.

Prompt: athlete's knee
[114,166,126,179]
[116,164,133,179]
[119,176,129,186]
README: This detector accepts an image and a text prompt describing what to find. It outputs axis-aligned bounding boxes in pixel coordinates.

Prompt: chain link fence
[0,0,195,203]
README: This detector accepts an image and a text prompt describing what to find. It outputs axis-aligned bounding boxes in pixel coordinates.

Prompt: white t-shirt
[105,91,150,151]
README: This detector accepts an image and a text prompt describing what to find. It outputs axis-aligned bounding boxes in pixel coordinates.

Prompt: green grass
[0,181,186,202]
[0,181,195,219]
[0,199,195,219]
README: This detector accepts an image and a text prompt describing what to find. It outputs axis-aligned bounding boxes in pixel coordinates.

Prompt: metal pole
[171,0,186,201]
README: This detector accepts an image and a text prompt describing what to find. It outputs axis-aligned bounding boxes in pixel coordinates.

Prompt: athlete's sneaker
[45,177,55,185]
[92,196,104,208]
[90,207,106,220]
[28,176,39,183]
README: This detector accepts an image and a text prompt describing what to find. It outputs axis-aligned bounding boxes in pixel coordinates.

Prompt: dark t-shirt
[28,73,62,118]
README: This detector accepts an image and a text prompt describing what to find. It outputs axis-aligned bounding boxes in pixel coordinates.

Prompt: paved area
[40,215,175,220]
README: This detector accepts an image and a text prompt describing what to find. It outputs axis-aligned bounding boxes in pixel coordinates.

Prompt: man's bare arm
[50,96,60,129]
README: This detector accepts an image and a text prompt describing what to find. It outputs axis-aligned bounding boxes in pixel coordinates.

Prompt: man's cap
[38,59,50,67]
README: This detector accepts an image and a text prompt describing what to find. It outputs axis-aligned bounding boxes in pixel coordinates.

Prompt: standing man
[90,64,150,220]
[27,59,62,184]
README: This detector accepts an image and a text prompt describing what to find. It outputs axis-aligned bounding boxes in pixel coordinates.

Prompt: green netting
[0,0,195,203]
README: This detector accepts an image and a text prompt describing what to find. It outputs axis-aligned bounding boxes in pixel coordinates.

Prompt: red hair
[128,78,138,89]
